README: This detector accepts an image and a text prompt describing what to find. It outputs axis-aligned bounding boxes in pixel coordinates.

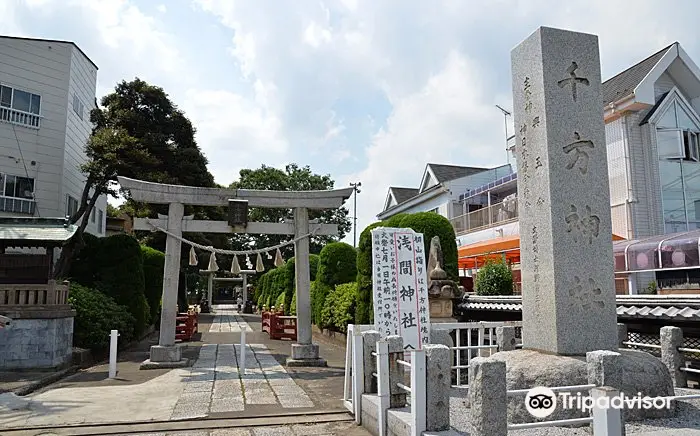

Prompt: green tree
[474,258,514,296]
[54,78,219,278]
[228,164,351,268]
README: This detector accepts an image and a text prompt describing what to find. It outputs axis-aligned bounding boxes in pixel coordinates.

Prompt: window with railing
[0,173,36,214]
[0,84,42,129]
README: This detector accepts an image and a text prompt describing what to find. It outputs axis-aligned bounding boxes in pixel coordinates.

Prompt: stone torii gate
[200,269,256,308]
[118,176,353,368]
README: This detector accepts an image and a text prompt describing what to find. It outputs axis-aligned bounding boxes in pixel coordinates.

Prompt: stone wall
[0,316,74,369]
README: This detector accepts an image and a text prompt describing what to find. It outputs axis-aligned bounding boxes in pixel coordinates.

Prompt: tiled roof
[602,43,675,106]
[0,217,78,243]
[459,295,700,320]
[390,187,419,204]
[427,164,488,183]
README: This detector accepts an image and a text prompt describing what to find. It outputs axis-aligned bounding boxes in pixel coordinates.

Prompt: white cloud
[343,51,506,235]
[181,88,288,186]
[157,4,167,13]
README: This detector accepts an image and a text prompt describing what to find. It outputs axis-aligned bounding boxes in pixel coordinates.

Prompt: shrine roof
[0,217,78,244]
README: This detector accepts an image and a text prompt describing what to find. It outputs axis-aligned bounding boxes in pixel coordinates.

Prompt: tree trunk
[52,188,102,279]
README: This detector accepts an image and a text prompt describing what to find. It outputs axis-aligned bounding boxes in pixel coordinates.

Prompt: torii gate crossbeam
[119,176,353,369]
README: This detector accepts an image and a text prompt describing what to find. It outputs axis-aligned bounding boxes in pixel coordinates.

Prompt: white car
[0,315,11,328]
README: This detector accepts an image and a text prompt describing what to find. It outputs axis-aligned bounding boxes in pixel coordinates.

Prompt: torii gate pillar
[287,207,324,366]
[143,202,187,368]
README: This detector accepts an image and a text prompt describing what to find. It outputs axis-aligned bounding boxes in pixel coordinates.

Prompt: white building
[0,36,106,236]
[377,163,513,222]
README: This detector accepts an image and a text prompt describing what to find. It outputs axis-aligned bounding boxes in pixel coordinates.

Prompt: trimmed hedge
[275,291,286,312]
[69,283,136,351]
[96,234,150,336]
[354,212,459,325]
[355,221,383,324]
[317,242,357,287]
[283,258,296,311]
[141,246,165,326]
[313,242,357,326]
[395,212,458,280]
[475,258,514,296]
[67,232,101,286]
[320,282,356,334]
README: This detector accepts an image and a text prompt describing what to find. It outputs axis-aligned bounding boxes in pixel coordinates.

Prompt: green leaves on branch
[475,258,514,296]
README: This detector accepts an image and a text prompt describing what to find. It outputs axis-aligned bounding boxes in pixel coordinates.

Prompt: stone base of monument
[140,345,190,370]
[285,344,327,367]
[489,349,675,423]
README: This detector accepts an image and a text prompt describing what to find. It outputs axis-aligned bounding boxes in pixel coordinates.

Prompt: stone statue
[426,236,460,323]
[426,236,459,298]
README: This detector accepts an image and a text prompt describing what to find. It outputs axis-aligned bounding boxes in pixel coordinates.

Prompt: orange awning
[458,233,626,269]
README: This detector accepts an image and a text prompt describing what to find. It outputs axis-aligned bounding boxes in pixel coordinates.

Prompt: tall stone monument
[511,26,617,355]
[470,27,674,427]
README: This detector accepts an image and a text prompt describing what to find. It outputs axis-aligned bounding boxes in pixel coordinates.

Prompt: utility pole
[350,182,361,247]
[495,105,512,164]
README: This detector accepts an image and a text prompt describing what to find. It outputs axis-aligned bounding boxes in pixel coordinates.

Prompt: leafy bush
[384,213,409,228]
[283,258,296,310]
[475,258,514,296]
[141,246,164,325]
[312,282,331,326]
[290,289,297,315]
[399,212,458,280]
[320,282,357,333]
[275,291,286,312]
[69,283,136,351]
[67,232,101,287]
[317,242,357,287]
[312,242,357,325]
[96,234,149,336]
[355,221,384,324]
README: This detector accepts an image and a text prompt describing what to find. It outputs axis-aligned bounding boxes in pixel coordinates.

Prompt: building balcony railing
[450,200,519,235]
[0,280,70,306]
[0,106,41,129]
[0,196,36,215]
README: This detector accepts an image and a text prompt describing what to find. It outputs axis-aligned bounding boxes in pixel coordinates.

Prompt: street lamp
[350,182,361,247]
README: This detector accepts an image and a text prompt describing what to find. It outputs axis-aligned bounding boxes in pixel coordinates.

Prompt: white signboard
[371,227,430,350]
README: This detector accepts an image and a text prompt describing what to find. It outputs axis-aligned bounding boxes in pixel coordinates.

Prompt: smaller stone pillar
[660,326,687,388]
[424,344,450,432]
[591,387,625,436]
[587,350,623,390]
[430,329,454,349]
[207,272,214,308]
[617,323,628,349]
[468,357,507,436]
[496,326,517,352]
[362,330,380,393]
[386,335,407,408]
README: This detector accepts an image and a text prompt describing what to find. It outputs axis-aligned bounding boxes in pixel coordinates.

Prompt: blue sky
[2,0,700,244]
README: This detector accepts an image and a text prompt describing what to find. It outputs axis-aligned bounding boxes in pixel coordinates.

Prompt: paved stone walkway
[209,306,250,333]
[172,327,313,418]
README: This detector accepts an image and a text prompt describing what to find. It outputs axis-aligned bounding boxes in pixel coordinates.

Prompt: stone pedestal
[140,345,189,369]
[286,343,327,367]
[489,349,674,423]
[0,307,75,370]
[428,297,456,323]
